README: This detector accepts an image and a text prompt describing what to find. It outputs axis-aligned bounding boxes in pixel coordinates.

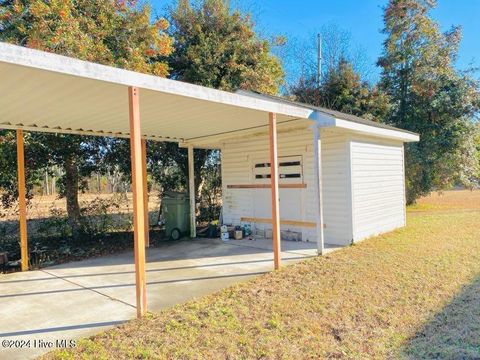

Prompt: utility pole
[317,33,322,87]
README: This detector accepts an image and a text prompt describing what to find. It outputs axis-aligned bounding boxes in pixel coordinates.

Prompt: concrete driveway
[0,238,336,359]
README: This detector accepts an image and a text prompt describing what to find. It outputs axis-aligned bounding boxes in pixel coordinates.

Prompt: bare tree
[279,23,375,91]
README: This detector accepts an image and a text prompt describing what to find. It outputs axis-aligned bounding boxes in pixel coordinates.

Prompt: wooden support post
[141,139,150,247]
[17,130,28,272]
[128,87,147,318]
[313,126,325,255]
[188,145,196,238]
[269,113,281,270]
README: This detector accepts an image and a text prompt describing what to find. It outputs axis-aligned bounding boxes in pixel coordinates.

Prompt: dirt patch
[0,192,161,222]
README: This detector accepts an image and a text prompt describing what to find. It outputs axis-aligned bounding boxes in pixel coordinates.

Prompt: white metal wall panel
[221,130,312,238]
[221,128,352,245]
[350,136,406,241]
[319,132,352,245]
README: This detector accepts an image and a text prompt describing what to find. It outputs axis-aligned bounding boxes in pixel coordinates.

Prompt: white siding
[221,128,352,245]
[350,135,406,241]
[221,129,315,240]
[320,131,352,245]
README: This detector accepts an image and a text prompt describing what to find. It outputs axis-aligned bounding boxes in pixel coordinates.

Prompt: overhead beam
[0,123,182,143]
[184,118,307,142]
[188,146,196,238]
[141,139,150,248]
[269,113,281,270]
[16,130,28,271]
[178,122,313,150]
[128,86,147,318]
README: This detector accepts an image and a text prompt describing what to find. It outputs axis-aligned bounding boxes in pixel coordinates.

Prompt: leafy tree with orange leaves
[1,0,172,74]
[0,0,173,237]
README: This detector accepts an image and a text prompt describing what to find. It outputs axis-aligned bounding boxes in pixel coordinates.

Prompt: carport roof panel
[0,42,314,141]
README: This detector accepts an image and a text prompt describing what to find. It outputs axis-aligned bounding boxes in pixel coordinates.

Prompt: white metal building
[205,91,419,247]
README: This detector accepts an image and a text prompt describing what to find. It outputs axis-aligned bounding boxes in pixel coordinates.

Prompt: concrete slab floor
[0,238,342,359]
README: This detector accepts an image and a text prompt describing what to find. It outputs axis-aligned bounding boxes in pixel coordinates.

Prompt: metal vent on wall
[253,156,303,183]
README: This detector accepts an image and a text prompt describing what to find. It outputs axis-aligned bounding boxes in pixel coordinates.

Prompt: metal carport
[0,42,321,318]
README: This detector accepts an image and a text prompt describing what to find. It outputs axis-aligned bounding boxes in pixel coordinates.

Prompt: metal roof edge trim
[0,42,313,119]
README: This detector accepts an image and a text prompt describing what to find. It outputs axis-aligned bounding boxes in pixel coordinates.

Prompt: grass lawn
[45,190,480,359]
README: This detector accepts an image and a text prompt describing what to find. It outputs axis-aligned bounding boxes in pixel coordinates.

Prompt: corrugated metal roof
[0,42,314,142]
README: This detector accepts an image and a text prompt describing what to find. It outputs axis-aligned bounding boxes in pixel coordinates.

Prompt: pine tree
[291,58,390,122]
[378,0,480,203]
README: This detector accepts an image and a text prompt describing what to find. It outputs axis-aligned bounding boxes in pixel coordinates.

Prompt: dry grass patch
[410,189,480,212]
[0,192,160,221]
[44,192,480,359]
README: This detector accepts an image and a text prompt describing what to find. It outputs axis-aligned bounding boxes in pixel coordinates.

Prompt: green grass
[44,192,480,359]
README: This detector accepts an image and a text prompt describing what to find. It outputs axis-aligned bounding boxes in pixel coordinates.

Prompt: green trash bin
[162,191,190,240]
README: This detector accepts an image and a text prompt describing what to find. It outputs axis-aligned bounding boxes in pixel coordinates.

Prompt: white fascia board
[309,110,419,142]
[334,119,419,142]
[0,42,313,119]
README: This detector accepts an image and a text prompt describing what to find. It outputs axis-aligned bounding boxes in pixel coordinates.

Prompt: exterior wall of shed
[320,130,352,245]
[220,128,352,246]
[349,134,406,241]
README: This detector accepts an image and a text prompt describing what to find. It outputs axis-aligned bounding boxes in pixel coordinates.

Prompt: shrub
[79,197,117,238]
[36,208,70,238]
[79,194,133,238]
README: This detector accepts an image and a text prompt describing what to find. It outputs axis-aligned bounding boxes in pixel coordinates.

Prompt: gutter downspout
[311,122,325,255]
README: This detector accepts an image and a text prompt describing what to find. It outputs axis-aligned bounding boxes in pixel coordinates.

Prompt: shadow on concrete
[401,275,480,359]
[0,321,127,337]
[0,236,326,358]
[0,271,270,299]
[0,255,313,284]
[32,237,321,270]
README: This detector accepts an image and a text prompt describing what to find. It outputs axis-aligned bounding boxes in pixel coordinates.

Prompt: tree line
[0,0,479,239]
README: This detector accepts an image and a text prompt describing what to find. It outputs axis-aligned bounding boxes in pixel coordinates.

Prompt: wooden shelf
[240,217,325,229]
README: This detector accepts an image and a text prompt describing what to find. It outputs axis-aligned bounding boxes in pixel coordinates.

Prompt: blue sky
[152,0,480,83]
